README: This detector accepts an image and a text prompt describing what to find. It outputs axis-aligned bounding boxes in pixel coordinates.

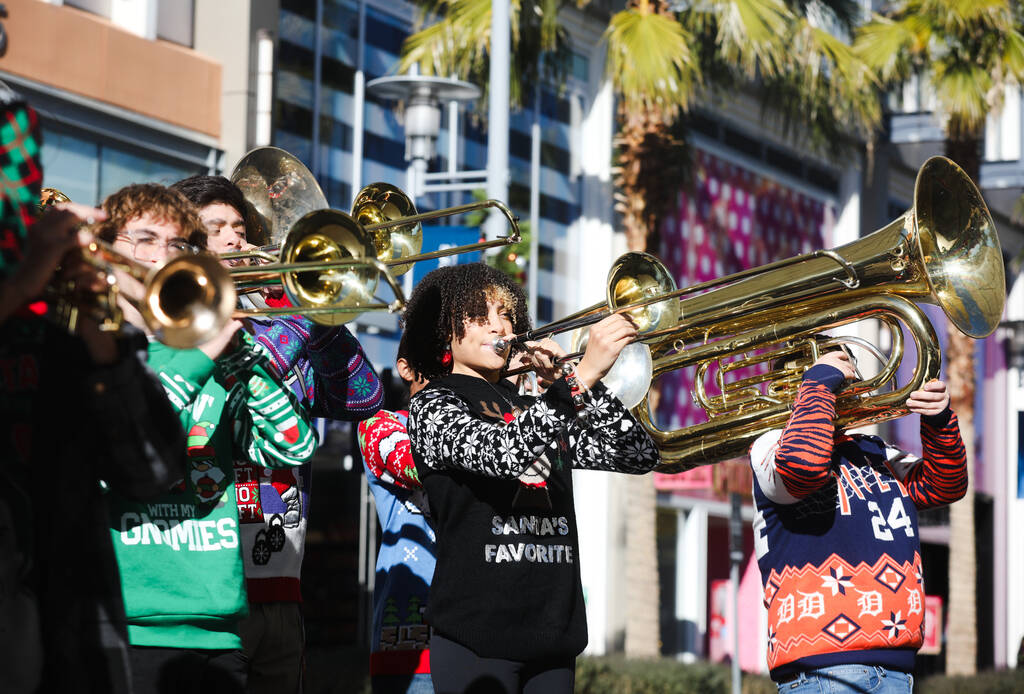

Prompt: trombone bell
[279,209,381,326]
[352,182,423,277]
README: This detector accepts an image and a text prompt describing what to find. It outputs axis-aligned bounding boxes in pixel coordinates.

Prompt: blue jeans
[777,665,913,694]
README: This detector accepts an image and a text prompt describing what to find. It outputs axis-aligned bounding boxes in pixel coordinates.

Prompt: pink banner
[654,150,834,490]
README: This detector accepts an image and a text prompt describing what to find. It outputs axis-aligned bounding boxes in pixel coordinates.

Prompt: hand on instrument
[813,350,857,382]
[200,318,244,361]
[907,379,950,417]
[576,313,638,389]
[522,338,566,389]
[12,202,106,302]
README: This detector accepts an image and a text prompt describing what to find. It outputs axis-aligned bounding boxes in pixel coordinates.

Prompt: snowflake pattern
[351,375,372,397]
[881,610,906,639]
[821,566,854,596]
[409,381,659,479]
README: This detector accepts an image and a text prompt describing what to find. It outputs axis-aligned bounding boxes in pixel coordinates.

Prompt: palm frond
[604,5,699,117]
[931,61,993,134]
[685,0,795,79]
[854,14,925,84]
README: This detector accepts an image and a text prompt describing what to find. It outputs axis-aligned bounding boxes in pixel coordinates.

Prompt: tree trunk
[943,328,977,675]
[624,472,662,658]
[942,130,980,675]
[618,157,662,658]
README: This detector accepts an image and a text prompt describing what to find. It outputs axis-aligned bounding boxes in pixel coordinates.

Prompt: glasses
[116,232,194,260]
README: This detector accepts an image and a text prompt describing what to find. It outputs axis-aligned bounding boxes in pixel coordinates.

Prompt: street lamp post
[366,75,482,199]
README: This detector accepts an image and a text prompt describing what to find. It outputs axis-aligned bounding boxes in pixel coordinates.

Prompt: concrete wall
[3,0,220,137]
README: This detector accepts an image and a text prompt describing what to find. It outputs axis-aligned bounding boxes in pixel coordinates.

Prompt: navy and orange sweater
[748,364,966,681]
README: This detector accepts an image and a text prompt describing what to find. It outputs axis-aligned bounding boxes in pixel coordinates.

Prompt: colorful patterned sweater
[749,364,967,680]
[357,410,435,677]
[236,315,382,603]
[107,336,316,649]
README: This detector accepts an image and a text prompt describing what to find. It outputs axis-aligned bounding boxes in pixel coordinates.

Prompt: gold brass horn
[222,147,522,269]
[221,148,521,324]
[229,145,328,249]
[38,189,236,348]
[352,182,422,277]
[229,209,405,326]
[626,155,1004,472]
[350,182,522,272]
[495,251,681,354]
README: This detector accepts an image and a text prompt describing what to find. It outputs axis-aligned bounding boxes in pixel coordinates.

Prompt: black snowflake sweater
[408,373,658,660]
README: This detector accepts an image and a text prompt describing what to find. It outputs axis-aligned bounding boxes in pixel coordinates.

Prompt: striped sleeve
[220,336,318,468]
[886,410,967,510]
[771,379,839,500]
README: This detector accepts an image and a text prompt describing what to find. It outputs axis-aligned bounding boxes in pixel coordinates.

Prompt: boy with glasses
[98,183,319,693]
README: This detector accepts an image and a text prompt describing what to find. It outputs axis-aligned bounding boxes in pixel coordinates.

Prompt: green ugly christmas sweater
[107,335,318,649]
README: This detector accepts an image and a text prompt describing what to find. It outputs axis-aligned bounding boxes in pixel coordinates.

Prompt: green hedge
[575,657,775,694]
[917,669,1024,694]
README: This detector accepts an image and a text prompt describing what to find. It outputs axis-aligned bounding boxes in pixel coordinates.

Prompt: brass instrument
[499,157,1003,470]
[629,155,1004,471]
[222,147,522,325]
[496,251,680,352]
[38,187,71,213]
[38,189,236,349]
[93,243,237,349]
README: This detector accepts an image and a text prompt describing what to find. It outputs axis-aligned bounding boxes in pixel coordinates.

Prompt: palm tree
[855,0,1024,675]
[400,0,881,659]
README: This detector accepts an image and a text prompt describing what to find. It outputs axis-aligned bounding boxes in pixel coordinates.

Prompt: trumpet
[222,147,521,324]
[38,188,237,349]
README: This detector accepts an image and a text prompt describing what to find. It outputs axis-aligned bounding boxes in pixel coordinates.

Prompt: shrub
[575,656,775,694]
[917,669,1024,694]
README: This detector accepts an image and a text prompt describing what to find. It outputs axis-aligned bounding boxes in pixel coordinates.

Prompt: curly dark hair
[400,262,530,380]
[97,183,207,249]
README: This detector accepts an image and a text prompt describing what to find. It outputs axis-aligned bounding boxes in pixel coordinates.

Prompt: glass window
[157,0,194,47]
[40,128,100,206]
[99,144,198,201]
[67,0,112,18]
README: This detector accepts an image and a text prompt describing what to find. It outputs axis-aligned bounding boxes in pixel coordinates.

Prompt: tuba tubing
[635,293,940,473]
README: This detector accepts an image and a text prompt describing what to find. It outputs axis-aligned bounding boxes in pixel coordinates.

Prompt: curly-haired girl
[403,262,659,694]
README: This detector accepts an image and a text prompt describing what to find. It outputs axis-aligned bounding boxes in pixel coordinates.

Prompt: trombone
[220,147,521,324]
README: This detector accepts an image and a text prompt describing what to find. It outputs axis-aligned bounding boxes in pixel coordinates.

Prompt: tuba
[629,155,1005,472]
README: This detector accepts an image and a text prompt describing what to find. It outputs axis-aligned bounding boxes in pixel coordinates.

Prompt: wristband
[565,367,589,412]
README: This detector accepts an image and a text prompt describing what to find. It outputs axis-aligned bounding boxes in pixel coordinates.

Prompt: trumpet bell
[351,182,424,277]
[230,146,328,246]
[607,252,680,333]
[144,253,237,349]
[280,209,379,326]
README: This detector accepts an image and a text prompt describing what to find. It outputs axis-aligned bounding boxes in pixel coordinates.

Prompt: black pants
[129,645,247,694]
[429,633,575,694]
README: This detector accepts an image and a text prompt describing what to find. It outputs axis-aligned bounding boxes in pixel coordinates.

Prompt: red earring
[441,344,452,366]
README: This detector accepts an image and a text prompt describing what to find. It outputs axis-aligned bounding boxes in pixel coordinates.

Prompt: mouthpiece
[492,337,511,354]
